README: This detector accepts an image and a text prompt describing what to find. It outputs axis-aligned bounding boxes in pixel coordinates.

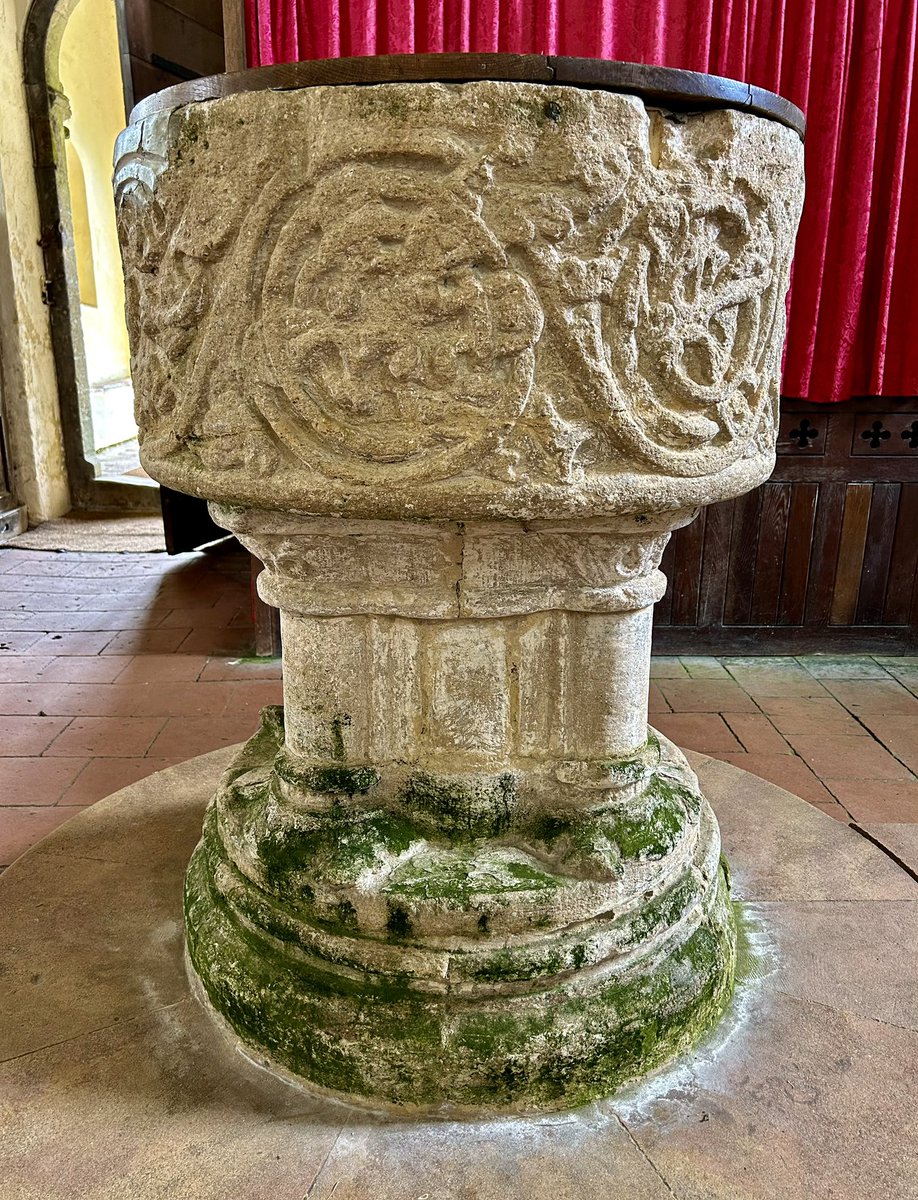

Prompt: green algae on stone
[398,771,517,840]
[184,842,736,1111]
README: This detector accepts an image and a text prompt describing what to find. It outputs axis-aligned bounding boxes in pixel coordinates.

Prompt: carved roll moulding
[115,55,804,1111]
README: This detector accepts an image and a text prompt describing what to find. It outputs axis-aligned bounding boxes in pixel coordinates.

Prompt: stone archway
[21,0,156,510]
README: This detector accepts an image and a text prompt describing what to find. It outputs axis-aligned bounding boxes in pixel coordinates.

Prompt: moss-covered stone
[185,837,736,1111]
[398,771,517,840]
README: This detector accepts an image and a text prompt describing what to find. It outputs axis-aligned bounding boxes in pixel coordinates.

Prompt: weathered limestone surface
[115,78,804,1110]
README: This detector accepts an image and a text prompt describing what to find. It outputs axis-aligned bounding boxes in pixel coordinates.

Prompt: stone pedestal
[114,57,804,1111]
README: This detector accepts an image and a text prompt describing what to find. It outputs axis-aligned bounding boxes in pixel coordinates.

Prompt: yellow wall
[58,0,131,392]
[0,0,69,518]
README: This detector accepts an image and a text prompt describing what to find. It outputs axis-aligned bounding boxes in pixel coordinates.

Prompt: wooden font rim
[129,52,805,139]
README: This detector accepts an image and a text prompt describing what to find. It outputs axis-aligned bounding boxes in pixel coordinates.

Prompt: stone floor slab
[1,749,916,1198]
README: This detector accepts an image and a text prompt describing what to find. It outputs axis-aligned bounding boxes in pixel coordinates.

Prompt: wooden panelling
[856,483,901,624]
[750,483,792,624]
[655,398,918,652]
[804,482,847,626]
[670,509,706,625]
[884,484,918,625]
[777,482,817,625]
[124,0,224,101]
[697,500,733,627]
[723,488,762,624]
[829,483,872,625]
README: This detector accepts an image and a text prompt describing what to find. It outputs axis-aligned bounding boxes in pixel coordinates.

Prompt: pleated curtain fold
[245,0,918,402]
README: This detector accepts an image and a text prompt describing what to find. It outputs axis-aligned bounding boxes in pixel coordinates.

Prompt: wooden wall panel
[856,483,901,624]
[884,484,918,625]
[750,483,792,624]
[655,399,918,652]
[829,483,872,625]
[670,510,706,625]
[723,489,761,625]
[124,0,225,101]
[777,482,817,625]
[804,482,846,626]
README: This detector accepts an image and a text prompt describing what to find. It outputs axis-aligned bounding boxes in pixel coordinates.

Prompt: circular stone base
[2,748,917,1199]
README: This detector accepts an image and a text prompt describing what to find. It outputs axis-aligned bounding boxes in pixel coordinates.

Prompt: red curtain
[244,0,918,402]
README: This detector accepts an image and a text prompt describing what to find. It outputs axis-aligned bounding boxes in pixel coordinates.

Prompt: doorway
[23,0,228,549]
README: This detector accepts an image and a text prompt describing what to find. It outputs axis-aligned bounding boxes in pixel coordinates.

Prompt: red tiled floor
[147,715,262,759]
[711,753,838,805]
[0,716,72,756]
[99,628,192,655]
[22,631,116,656]
[647,683,670,714]
[44,716,166,758]
[656,680,760,713]
[1,545,917,873]
[821,679,918,715]
[854,715,918,775]
[0,758,87,805]
[651,713,744,754]
[58,757,184,806]
[825,780,918,824]
[0,806,88,866]
[752,695,870,738]
[721,712,792,755]
[111,654,209,683]
[782,733,914,782]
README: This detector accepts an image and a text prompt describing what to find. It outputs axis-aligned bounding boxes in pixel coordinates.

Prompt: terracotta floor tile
[25,632,116,656]
[729,675,831,698]
[0,631,46,653]
[783,734,914,782]
[176,627,255,656]
[111,654,207,683]
[826,780,918,823]
[0,716,72,756]
[796,655,893,680]
[657,679,759,713]
[752,696,870,737]
[100,628,192,656]
[648,683,670,714]
[678,657,732,679]
[722,712,791,755]
[65,559,173,578]
[0,805,86,866]
[44,717,165,758]
[219,681,285,717]
[0,589,88,612]
[36,655,132,683]
[78,609,167,631]
[2,573,112,594]
[58,757,183,806]
[808,800,851,823]
[157,603,246,629]
[2,557,77,577]
[708,752,838,804]
[821,679,918,716]
[147,716,257,759]
[651,713,743,754]
[0,758,87,805]
[855,715,918,775]
[198,657,282,681]
[0,610,96,632]
[719,656,800,671]
[0,656,55,682]
[127,682,251,718]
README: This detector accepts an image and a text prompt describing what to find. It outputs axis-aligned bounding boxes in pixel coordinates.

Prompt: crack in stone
[848,824,918,886]
[0,999,187,1067]
[612,1112,680,1198]
[769,985,918,1037]
[302,1114,352,1198]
